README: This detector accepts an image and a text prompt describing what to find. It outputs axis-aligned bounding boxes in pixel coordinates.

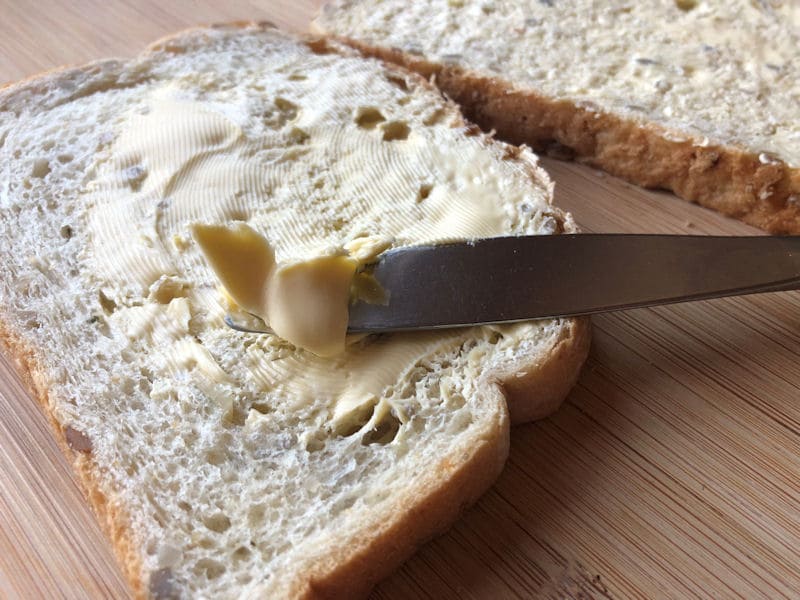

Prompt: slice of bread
[314,0,800,233]
[0,22,588,599]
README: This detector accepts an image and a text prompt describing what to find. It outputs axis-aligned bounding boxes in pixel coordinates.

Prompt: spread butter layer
[84,74,554,429]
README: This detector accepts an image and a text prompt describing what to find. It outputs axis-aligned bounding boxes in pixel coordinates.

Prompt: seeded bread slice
[315,0,800,233]
[0,22,589,599]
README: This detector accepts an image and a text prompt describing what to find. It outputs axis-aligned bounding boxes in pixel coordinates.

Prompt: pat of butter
[268,254,357,357]
[192,223,357,357]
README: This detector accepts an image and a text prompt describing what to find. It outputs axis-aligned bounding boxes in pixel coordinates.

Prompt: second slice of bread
[315,0,800,232]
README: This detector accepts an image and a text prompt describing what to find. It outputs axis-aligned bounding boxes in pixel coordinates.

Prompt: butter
[191,223,276,317]
[193,223,356,357]
[267,253,357,357]
[84,74,551,433]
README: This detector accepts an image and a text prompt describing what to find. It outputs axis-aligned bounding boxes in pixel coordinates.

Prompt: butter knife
[226,234,800,334]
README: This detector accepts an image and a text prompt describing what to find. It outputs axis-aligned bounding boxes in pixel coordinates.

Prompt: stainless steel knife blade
[343,234,800,332]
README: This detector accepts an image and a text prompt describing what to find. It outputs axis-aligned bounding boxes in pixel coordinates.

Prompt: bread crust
[329,39,800,234]
[501,317,591,426]
[0,322,145,599]
[0,21,589,599]
[275,387,510,599]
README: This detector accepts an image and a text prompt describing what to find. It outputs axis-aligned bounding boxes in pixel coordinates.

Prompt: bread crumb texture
[0,25,585,598]
[317,0,800,232]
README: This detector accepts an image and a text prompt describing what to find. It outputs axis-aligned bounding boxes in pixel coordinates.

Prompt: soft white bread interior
[0,23,588,599]
[315,0,800,232]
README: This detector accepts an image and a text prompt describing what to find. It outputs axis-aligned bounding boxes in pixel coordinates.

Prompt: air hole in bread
[354,107,386,129]
[423,108,446,126]
[288,72,306,81]
[250,401,271,415]
[98,289,117,314]
[194,558,226,580]
[386,73,409,91]
[247,503,266,528]
[333,398,378,437]
[287,127,310,145]
[446,392,467,411]
[675,0,697,10]
[381,120,410,142]
[541,213,564,235]
[305,435,325,452]
[88,314,111,337]
[274,97,298,118]
[205,448,228,466]
[362,411,401,445]
[416,183,433,202]
[329,216,347,231]
[121,378,136,395]
[197,537,216,550]
[60,224,73,239]
[232,546,251,564]
[202,512,232,533]
[264,98,299,128]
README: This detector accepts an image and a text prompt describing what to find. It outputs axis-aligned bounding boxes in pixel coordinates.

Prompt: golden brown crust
[333,38,800,234]
[502,318,591,426]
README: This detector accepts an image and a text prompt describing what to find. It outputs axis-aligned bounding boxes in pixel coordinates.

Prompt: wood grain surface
[2,2,799,598]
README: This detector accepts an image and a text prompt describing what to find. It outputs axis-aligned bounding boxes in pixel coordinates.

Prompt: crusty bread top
[0,23,588,599]
[316,0,800,168]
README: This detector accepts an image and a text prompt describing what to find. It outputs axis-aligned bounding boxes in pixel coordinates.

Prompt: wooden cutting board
[2,2,799,598]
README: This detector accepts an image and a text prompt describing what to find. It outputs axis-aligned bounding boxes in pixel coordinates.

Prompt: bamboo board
[2,2,799,598]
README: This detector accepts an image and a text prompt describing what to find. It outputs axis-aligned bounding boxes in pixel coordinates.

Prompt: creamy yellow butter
[192,223,356,357]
